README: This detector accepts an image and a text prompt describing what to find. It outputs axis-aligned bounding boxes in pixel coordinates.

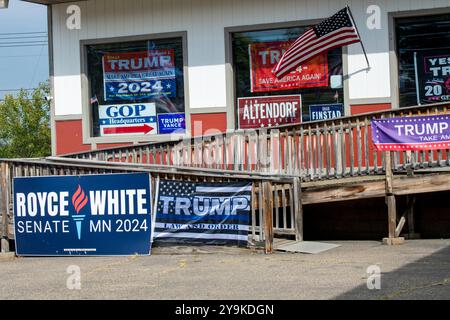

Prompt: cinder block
[382,237,405,245]
[0,252,15,262]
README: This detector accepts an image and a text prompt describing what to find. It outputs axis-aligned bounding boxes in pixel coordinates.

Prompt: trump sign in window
[86,36,186,137]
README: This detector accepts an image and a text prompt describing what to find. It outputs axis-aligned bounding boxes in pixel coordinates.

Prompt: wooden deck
[2,102,450,253]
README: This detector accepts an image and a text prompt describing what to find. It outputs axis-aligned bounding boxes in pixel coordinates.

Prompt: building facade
[25,0,450,155]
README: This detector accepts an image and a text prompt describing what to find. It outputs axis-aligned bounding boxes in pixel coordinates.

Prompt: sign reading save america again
[13,173,152,256]
[371,115,450,151]
[238,95,302,129]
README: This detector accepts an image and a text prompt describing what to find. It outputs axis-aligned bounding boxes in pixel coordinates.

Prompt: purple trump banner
[371,115,450,151]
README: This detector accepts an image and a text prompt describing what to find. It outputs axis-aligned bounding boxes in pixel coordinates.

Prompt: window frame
[224,19,349,130]
[80,31,189,144]
[389,8,450,109]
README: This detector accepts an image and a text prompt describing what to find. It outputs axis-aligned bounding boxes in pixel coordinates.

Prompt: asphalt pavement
[0,240,449,300]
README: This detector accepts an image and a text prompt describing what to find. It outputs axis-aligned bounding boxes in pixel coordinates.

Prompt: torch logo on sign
[71,185,89,240]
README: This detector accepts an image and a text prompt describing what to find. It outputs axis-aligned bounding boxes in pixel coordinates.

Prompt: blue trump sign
[13,173,152,256]
[309,103,344,121]
[157,113,186,134]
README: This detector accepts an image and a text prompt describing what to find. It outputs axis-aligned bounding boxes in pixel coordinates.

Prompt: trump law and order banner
[102,50,176,101]
[249,41,329,93]
[238,95,302,129]
[414,50,450,105]
[13,173,152,256]
[371,115,450,151]
[153,180,251,246]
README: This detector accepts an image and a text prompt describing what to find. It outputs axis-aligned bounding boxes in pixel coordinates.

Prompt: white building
[23,0,450,154]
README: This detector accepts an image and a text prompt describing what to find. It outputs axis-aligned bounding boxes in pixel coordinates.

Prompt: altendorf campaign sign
[13,173,152,256]
[103,50,176,101]
[99,103,157,136]
[238,95,302,129]
[249,41,329,93]
[153,180,251,246]
[371,115,450,151]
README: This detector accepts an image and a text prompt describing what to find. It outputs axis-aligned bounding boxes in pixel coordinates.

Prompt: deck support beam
[1,162,10,253]
[293,177,303,241]
[263,181,274,254]
[383,151,404,245]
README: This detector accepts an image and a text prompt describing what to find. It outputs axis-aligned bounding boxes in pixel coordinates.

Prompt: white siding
[52,0,450,116]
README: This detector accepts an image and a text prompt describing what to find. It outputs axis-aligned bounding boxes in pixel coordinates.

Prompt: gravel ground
[0,239,449,300]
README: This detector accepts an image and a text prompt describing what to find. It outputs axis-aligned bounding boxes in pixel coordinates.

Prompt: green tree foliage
[0,82,51,158]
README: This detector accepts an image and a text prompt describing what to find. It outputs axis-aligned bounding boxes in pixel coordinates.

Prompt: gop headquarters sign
[13,173,152,256]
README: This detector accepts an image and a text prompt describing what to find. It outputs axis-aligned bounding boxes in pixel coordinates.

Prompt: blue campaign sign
[104,79,177,101]
[309,103,344,121]
[153,180,251,246]
[157,113,186,134]
[13,173,152,256]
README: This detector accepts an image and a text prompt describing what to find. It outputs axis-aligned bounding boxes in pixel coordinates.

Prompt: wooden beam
[293,177,303,241]
[301,180,386,205]
[393,173,450,195]
[1,162,9,253]
[263,181,274,254]
[386,195,397,239]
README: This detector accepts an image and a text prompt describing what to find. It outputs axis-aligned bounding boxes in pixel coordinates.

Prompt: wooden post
[383,151,404,245]
[1,162,10,252]
[263,181,274,254]
[293,177,303,241]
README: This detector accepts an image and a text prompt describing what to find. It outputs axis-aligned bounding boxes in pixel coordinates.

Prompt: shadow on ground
[336,243,450,300]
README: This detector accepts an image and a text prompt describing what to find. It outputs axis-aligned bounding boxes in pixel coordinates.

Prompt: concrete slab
[276,241,341,254]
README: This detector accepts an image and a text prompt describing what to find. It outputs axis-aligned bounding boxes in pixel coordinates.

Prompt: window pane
[396,14,450,107]
[232,26,344,127]
[86,37,185,137]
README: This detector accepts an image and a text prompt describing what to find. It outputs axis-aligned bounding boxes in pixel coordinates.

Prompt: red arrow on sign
[103,124,154,135]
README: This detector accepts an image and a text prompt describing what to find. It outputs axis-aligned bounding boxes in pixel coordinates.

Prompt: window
[85,36,186,138]
[396,13,450,107]
[231,25,344,127]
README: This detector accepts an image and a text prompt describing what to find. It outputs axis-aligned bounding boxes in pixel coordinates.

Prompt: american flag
[90,95,98,104]
[273,7,361,79]
[153,180,251,246]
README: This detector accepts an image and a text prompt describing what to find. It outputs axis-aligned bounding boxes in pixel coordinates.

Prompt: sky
[0,0,48,100]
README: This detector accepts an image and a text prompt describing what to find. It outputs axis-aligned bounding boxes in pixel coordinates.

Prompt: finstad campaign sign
[309,104,344,121]
[371,115,450,151]
[103,50,176,101]
[238,95,302,129]
[153,180,251,246]
[13,173,152,256]
[249,41,328,93]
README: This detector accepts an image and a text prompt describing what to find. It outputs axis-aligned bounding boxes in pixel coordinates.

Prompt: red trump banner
[249,41,329,93]
[238,95,302,129]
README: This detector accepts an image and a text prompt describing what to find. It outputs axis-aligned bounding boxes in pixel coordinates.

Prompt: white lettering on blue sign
[159,196,250,216]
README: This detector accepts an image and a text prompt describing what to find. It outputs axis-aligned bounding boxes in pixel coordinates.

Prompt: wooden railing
[0,157,303,254]
[64,102,450,181]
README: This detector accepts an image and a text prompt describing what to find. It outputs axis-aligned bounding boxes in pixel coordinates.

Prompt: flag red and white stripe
[273,7,361,79]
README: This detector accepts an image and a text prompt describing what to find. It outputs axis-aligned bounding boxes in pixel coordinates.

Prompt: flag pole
[346,5,370,70]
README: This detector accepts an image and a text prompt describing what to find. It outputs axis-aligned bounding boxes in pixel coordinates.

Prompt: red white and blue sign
[309,103,344,121]
[371,115,450,151]
[102,50,176,101]
[157,113,186,134]
[13,173,153,256]
[99,103,157,136]
[153,181,251,246]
